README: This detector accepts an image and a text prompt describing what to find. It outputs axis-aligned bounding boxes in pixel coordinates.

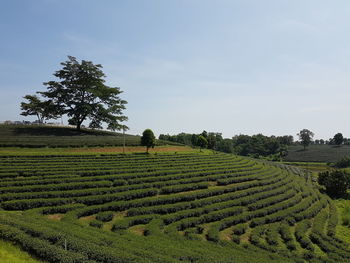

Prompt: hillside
[285,145,350,163]
[0,124,141,147]
[0,151,347,262]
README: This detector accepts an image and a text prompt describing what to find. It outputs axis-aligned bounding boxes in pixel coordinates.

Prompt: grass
[0,239,43,263]
[285,144,350,162]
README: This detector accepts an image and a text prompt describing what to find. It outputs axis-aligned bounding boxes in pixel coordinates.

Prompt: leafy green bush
[89,220,103,228]
[96,211,114,222]
[318,170,350,197]
[334,156,350,168]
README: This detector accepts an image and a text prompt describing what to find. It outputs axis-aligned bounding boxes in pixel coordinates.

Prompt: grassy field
[0,149,347,262]
[285,144,350,163]
[0,239,43,263]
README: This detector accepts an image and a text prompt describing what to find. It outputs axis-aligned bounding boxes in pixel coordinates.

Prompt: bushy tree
[141,129,156,153]
[40,56,127,131]
[318,170,350,197]
[197,135,208,152]
[20,95,57,123]
[297,129,314,150]
[333,133,344,146]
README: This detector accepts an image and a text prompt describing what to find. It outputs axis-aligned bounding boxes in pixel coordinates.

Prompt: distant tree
[297,129,314,150]
[320,139,325,145]
[141,129,156,153]
[20,95,57,123]
[318,170,350,197]
[197,135,208,152]
[216,138,234,153]
[333,133,344,146]
[40,56,127,131]
[191,134,198,146]
[201,130,208,138]
[277,135,294,146]
[207,132,223,150]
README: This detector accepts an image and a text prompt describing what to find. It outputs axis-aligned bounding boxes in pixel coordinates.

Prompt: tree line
[160,129,349,159]
[159,131,294,159]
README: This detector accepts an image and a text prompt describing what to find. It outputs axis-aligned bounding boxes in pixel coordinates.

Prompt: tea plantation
[0,125,141,147]
[0,152,348,263]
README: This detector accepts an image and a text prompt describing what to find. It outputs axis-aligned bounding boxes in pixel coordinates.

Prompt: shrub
[89,220,103,228]
[318,170,350,197]
[96,211,114,222]
[334,156,350,168]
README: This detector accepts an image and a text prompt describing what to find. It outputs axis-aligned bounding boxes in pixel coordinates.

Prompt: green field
[0,150,348,263]
[285,145,350,163]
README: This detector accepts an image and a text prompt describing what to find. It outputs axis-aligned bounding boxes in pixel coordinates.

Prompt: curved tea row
[0,153,347,263]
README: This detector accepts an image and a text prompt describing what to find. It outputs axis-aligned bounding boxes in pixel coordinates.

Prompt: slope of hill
[285,145,350,163]
[0,124,141,147]
[0,151,347,262]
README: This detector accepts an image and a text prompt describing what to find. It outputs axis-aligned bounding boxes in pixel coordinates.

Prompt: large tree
[40,56,127,131]
[20,95,57,123]
[297,129,314,150]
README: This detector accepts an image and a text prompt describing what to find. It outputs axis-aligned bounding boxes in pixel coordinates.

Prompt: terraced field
[0,152,348,263]
[0,125,141,147]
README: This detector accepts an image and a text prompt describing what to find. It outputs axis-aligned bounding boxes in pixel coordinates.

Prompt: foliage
[39,56,128,131]
[160,132,293,157]
[297,129,314,150]
[20,95,57,123]
[334,156,350,168]
[141,129,156,153]
[197,135,208,151]
[318,170,350,197]
[96,211,114,222]
[334,133,344,146]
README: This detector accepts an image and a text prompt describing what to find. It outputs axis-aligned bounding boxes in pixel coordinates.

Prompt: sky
[0,0,350,140]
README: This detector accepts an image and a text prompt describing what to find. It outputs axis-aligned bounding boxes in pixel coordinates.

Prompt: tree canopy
[37,56,127,131]
[141,129,156,153]
[333,133,344,146]
[318,170,350,197]
[297,129,314,150]
[197,135,208,152]
[20,95,56,123]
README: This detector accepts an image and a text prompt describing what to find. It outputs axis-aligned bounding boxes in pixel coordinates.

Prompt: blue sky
[1,0,349,139]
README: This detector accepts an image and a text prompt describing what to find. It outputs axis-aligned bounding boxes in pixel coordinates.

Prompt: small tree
[318,170,350,197]
[20,95,57,123]
[141,129,156,153]
[297,129,314,150]
[197,135,208,152]
[333,133,344,146]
